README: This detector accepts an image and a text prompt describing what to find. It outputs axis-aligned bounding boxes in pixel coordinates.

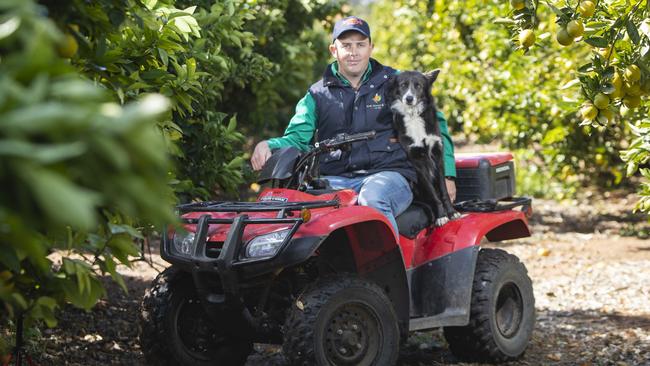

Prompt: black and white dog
[387,70,460,226]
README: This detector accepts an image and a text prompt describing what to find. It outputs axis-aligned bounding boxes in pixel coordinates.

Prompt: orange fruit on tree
[510,0,526,10]
[57,33,78,58]
[580,103,598,120]
[612,72,623,90]
[578,1,596,17]
[609,87,624,99]
[519,29,535,48]
[599,109,614,123]
[624,65,641,82]
[556,28,573,46]
[641,79,650,95]
[597,47,612,59]
[623,95,640,109]
[566,20,584,38]
[624,82,642,96]
[593,93,610,109]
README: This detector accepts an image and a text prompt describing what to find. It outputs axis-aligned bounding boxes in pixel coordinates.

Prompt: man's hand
[251,140,272,171]
[446,178,456,202]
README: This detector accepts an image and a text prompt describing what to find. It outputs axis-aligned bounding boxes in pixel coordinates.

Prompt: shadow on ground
[34,272,650,366]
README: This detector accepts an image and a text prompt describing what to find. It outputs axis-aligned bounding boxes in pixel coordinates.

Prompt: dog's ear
[424,69,440,84]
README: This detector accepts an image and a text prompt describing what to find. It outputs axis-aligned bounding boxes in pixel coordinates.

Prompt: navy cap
[332,16,371,42]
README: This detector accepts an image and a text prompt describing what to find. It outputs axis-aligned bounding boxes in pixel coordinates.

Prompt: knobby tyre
[443,248,535,362]
[282,275,400,366]
[138,267,252,366]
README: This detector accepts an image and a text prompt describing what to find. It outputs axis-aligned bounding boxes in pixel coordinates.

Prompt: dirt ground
[33,195,650,366]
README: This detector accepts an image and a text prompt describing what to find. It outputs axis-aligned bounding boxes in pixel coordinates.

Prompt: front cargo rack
[176,198,340,214]
[163,198,342,293]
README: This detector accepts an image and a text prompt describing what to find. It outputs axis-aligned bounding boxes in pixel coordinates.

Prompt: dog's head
[387,69,440,107]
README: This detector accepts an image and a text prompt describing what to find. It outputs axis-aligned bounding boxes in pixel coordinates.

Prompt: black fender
[407,245,480,331]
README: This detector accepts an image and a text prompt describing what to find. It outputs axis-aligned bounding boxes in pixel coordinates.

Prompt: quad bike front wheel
[139,267,253,366]
[443,248,535,362]
[282,275,400,366]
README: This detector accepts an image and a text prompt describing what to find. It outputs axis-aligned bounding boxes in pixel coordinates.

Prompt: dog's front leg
[431,142,460,220]
[412,155,448,226]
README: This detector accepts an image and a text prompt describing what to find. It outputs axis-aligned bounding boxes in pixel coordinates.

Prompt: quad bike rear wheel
[139,267,253,366]
[282,275,400,366]
[443,248,535,362]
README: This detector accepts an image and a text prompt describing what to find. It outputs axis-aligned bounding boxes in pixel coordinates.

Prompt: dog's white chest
[392,101,441,149]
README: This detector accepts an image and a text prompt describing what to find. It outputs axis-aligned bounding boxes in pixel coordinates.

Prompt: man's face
[329,32,373,80]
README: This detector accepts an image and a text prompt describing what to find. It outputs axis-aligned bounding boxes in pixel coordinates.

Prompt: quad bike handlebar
[290,130,377,191]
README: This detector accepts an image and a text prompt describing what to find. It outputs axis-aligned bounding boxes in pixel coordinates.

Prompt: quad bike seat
[395,202,433,238]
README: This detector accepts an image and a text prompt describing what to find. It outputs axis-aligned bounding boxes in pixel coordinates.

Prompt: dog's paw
[434,217,449,227]
[448,211,461,220]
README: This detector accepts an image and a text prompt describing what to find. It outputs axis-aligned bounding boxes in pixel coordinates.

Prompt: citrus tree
[501,0,649,209]
[0,0,175,345]
[55,0,342,199]
[1,0,344,352]
[370,0,648,200]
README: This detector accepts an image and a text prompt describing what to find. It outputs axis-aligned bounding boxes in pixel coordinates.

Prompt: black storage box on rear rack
[454,153,516,203]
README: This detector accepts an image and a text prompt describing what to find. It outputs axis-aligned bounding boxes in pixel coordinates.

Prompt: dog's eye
[400,82,408,88]
[414,83,422,89]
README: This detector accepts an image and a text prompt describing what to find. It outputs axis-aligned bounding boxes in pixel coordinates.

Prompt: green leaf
[19,166,100,230]
[626,19,640,44]
[583,37,609,48]
[0,246,21,272]
[108,223,144,239]
[0,140,86,163]
[107,234,139,264]
[61,274,105,309]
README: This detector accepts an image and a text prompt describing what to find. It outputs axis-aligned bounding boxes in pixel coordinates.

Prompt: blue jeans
[322,171,413,235]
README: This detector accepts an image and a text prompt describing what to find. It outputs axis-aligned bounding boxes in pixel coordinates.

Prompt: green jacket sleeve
[437,111,456,178]
[267,93,316,152]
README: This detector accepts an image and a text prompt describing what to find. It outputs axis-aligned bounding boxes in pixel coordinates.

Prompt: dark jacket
[309,59,417,182]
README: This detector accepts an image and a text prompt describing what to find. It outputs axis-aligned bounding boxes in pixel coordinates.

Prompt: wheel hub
[176,298,225,359]
[495,282,524,338]
[324,303,380,365]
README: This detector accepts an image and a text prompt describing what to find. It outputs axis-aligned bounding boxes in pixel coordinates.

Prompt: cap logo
[345,17,364,26]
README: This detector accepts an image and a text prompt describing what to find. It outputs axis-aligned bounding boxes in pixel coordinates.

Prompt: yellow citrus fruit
[593,93,610,109]
[623,95,640,109]
[556,28,573,46]
[510,0,526,10]
[519,29,536,48]
[641,80,650,95]
[609,87,623,99]
[620,105,631,117]
[566,20,584,38]
[578,1,596,17]
[57,33,78,58]
[624,65,641,83]
[597,47,612,59]
[624,82,642,96]
[612,72,623,90]
[599,109,614,123]
[581,104,598,120]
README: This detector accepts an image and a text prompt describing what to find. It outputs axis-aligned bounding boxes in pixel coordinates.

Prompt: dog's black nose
[405,95,414,104]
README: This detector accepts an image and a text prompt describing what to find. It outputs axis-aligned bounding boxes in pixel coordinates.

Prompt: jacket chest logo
[366,93,385,110]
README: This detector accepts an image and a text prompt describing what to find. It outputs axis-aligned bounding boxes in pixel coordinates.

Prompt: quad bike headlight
[172,229,196,256]
[245,229,291,259]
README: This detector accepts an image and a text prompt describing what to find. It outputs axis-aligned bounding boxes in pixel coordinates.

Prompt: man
[251,16,456,234]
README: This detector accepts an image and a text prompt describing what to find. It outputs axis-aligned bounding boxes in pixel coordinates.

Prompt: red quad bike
[139,131,536,366]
